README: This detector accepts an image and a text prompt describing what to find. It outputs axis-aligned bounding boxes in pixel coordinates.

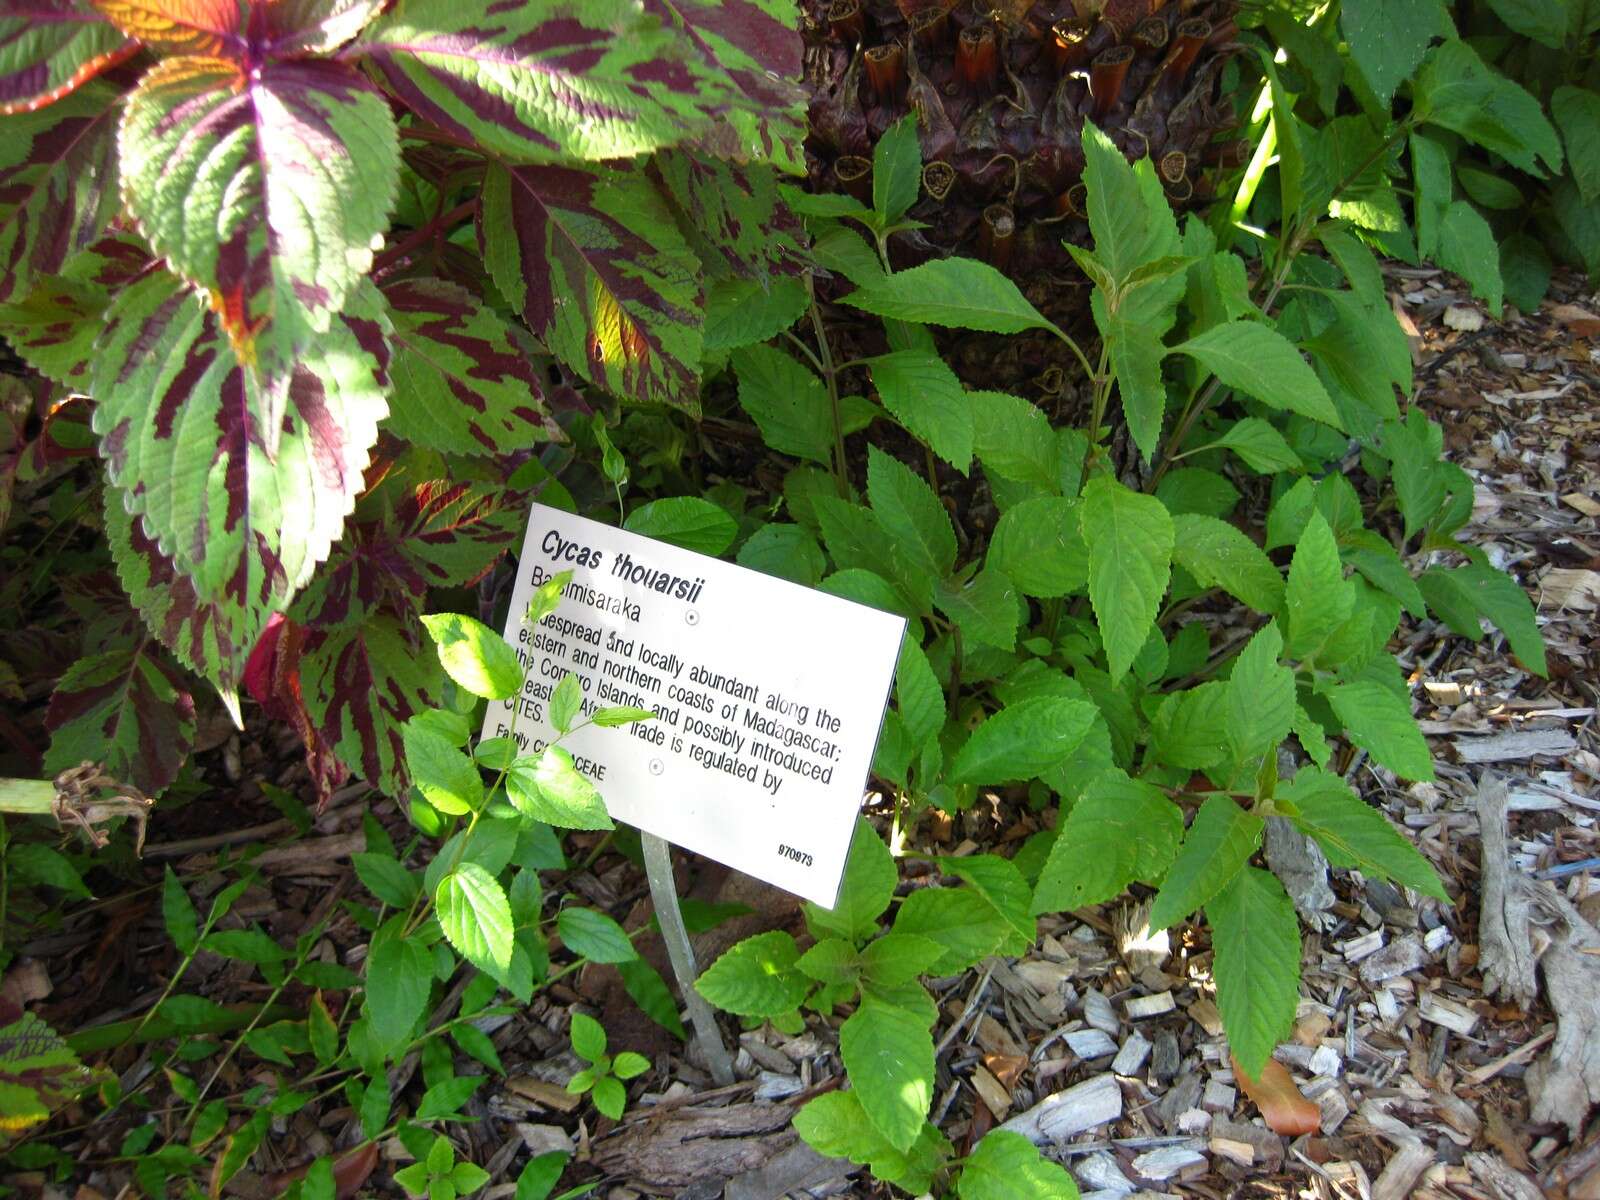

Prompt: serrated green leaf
[403,720,484,816]
[1285,513,1352,660]
[874,114,921,222]
[163,866,199,956]
[861,934,945,987]
[1281,766,1447,898]
[894,634,944,752]
[1413,40,1562,175]
[353,852,418,910]
[989,497,1088,598]
[840,995,934,1152]
[806,819,896,943]
[1207,867,1300,1077]
[1226,623,1295,761]
[624,497,738,556]
[1173,321,1341,429]
[1033,770,1183,913]
[1151,682,1231,770]
[1147,795,1264,931]
[1171,513,1283,614]
[795,937,861,986]
[949,698,1096,785]
[438,864,514,978]
[843,259,1048,334]
[868,350,973,471]
[557,907,636,964]
[695,930,809,1017]
[1554,86,1600,204]
[365,933,433,1051]
[793,1092,950,1195]
[959,1130,1079,1200]
[1341,0,1454,107]
[933,569,1019,650]
[732,343,833,466]
[867,445,956,579]
[1326,680,1434,781]
[569,1012,606,1062]
[940,855,1035,954]
[1436,201,1503,313]
[1216,418,1303,475]
[971,391,1058,488]
[703,276,809,352]
[422,613,522,702]
[891,888,1010,974]
[1080,475,1174,682]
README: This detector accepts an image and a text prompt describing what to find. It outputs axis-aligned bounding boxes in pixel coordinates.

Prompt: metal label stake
[641,831,735,1087]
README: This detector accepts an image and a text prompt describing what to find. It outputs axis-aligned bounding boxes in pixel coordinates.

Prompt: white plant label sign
[482,503,906,906]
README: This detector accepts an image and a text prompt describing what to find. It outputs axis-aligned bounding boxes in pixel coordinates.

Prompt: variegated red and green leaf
[0,1,135,115]
[254,0,388,58]
[91,269,391,700]
[43,638,196,794]
[381,276,560,456]
[0,81,120,305]
[104,492,252,707]
[291,474,524,628]
[480,160,703,411]
[352,0,728,165]
[0,232,154,388]
[90,0,241,57]
[117,54,398,391]
[0,1000,103,1139]
[299,609,445,792]
[653,152,805,282]
[641,0,805,170]
[242,614,349,806]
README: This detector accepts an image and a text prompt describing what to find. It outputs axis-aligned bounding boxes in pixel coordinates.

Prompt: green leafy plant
[395,1134,491,1200]
[688,87,1543,1190]
[565,1012,651,1121]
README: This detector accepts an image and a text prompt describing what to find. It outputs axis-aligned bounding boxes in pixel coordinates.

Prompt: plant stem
[804,281,851,498]
[373,199,478,275]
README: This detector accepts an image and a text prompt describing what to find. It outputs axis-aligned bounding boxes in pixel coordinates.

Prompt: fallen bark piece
[1264,817,1337,929]
[1464,1151,1544,1200]
[1454,729,1578,763]
[724,1139,852,1200]
[1477,775,1539,1007]
[1359,935,1428,986]
[1132,1146,1205,1181]
[1418,991,1480,1035]
[1124,992,1175,1019]
[1001,1073,1122,1144]
[1540,568,1600,611]
[590,1102,797,1189]
[1526,889,1600,1136]
[1065,1029,1118,1059]
[1111,1030,1151,1076]
[1232,1057,1320,1136]
[1371,1140,1433,1200]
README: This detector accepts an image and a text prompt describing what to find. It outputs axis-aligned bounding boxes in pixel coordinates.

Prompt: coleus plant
[0,0,808,800]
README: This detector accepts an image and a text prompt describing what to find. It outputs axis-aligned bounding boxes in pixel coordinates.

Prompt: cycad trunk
[801,0,1243,291]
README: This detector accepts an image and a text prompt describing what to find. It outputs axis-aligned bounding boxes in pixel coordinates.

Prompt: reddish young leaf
[479,160,703,412]
[90,0,242,57]
[1232,1055,1322,1136]
[242,614,348,807]
[0,1,136,114]
[43,639,196,795]
[0,81,120,305]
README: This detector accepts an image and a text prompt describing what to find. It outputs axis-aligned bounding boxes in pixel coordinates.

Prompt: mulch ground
[5,267,1598,1200]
